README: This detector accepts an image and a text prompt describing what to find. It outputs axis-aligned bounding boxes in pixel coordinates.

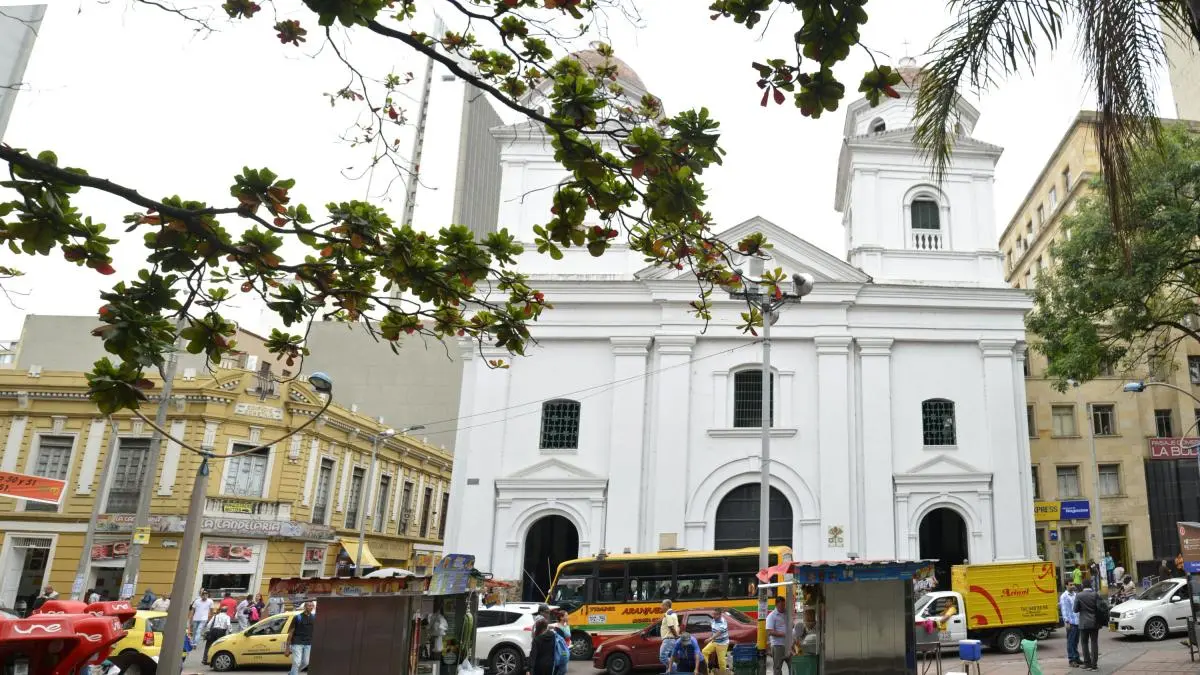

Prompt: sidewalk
[967,644,1199,674]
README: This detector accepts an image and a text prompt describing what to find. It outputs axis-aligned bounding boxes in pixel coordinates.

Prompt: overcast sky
[0,0,1181,339]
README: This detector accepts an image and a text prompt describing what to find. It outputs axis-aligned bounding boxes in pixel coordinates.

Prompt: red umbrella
[0,613,126,675]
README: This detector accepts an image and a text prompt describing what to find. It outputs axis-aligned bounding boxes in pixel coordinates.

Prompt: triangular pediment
[636,216,871,284]
[900,453,986,477]
[505,457,599,481]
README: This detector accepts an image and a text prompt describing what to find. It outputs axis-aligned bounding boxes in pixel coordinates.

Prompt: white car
[1109,578,1192,641]
[475,603,556,675]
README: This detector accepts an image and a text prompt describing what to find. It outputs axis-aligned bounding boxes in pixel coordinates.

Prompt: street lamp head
[307,372,334,394]
[379,428,397,440]
[1123,381,1147,393]
[791,273,815,297]
[403,424,426,434]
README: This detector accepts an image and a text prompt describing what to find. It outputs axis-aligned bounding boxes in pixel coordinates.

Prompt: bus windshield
[550,576,587,612]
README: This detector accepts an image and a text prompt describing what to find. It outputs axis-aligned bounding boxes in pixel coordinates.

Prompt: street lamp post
[724,257,813,673]
[151,372,336,675]
[356,425,424,576]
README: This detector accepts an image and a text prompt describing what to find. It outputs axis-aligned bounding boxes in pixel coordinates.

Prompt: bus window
[596,561,627,603]
[676,559,723,600]
[550,562,593,612]
[629,560,673,602]
[727,556,758,598]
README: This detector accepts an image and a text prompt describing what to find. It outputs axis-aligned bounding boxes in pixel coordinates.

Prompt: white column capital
[655,334,696,355]
[979,339,1017,358]
[857,338,894,356]
[611,337,651,356]
[815,336,853,355]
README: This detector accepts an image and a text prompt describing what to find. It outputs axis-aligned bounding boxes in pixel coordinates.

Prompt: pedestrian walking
[1072,564,1084,588]
[254,594,265,618]
[138,588,156,610]
[218,591,238,620]
[1059,583,1082,668]
[667,630,702,674]
[766,596,788,675]
[659,600,681,667]
[203,607,232,665]
[286,600,316,675]
[189,590,214,651]
[151,594,170,612]
[235,594,253,631]
[1104,553,1116,587]
[527,618,559,675]
[1073,584,1109,671]
[1160,559,1172,580]
[267,594,285,617]
[701,611,731,674]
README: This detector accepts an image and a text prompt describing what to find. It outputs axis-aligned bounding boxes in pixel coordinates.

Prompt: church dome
[567,43,647,92]
[896,56,923,88]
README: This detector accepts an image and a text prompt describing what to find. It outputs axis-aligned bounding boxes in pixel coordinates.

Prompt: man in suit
[1073,584,1109,671]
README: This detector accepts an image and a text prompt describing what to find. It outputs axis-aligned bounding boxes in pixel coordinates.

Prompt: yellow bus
[547,546,793,658]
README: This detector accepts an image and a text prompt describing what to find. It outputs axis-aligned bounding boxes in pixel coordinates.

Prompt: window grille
[540,399,581,449]
[732,370,774,428]
[921,399,956,446]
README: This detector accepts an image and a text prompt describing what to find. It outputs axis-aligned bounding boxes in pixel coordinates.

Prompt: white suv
[476,603,556,675]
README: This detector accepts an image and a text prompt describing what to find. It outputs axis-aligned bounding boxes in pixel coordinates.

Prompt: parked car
[477,603,557,675]
[1109,578,1193,641]
[111,610,170,658]
[592,608,757,675]
[208,612,299,671]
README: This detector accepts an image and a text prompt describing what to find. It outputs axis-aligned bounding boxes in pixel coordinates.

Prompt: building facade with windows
[0,367,451,612]
[445,56,1037,600]
[999,112,1200,579]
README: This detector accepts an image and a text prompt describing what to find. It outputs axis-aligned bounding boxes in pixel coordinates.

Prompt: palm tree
[913,0,1200,234]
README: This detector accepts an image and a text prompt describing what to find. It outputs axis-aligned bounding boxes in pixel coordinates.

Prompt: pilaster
[816,336,852,557]
[980,339,1024,560]
[650,334,695,552]
[606,337,650,553]
[858,338,895,558]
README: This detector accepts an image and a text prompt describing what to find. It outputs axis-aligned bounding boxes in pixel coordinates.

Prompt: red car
[591,608,758,675]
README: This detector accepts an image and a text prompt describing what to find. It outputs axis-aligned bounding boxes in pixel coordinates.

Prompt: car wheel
[995,628,1023,654]
[605,652,632,675]
[489,645,523,675]
[211,651,237,672]
[1145,617,1169,641]
[570,631,594,660]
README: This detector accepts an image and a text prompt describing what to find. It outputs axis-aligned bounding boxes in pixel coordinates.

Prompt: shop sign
[96,513,337,541]
[304,546,325,564]
[205,542,254,563]
[429,553,477,595]
[91,541,131,561]
[1034,501,1061,522]
[0,469,66,505]
[268,575,429,600]
[234,402,283,420]
[1149,438,1200,460]
[220,501,256,514]
[1060,500,1090,520]
[1178,522,1200,574]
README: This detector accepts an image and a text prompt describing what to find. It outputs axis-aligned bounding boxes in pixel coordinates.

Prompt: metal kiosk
[763,559,934,675]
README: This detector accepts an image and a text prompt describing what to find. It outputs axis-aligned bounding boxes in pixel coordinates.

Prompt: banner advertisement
[205,543,254,563]
[90,541,130,561]
[0,470,66,505]
[1178,522,1200,574]
[1149,438,1200,460]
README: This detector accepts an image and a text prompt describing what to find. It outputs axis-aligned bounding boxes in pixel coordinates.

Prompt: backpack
[553,630,570,671]
[249,605,260,622]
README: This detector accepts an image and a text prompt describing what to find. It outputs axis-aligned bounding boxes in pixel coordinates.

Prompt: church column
[606,337,650,553]
[816,336,852,558]
[858,338,896,559]
[650,334,695,552]
[445,343,511,575]
[981,339,1024,560]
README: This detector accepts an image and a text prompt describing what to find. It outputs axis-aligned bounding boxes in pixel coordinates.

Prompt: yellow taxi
[207,612,299,671]
[111,610,169,657]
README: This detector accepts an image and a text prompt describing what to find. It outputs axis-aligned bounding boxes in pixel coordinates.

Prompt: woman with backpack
[527,618,569,675]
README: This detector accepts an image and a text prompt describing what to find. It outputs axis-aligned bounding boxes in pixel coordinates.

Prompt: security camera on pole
[723,257,813,675]
[150,372,336,675]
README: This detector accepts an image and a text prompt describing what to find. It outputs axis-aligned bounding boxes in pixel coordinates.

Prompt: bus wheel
[570,631,594,660]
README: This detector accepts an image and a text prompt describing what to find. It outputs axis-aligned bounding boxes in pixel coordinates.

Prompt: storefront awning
[340,537,381,568]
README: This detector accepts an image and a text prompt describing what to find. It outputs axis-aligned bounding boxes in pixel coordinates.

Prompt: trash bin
[731,645,757,664]
[789,654,818,675]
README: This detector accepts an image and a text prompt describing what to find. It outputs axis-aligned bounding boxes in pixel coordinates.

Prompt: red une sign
[1149,438,1200,460]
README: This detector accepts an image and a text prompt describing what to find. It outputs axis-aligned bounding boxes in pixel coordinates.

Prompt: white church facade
[443,57,1038,597]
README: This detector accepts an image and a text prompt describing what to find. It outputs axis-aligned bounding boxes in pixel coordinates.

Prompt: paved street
[182,631,1197,675]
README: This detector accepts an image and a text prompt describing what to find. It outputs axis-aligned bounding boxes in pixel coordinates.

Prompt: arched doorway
[919,507,969,590]
[522,514,579,602]
[714,484,793,550]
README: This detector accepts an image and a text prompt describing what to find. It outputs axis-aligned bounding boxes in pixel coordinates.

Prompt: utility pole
[119,336,181,600]
[72,419,120,600]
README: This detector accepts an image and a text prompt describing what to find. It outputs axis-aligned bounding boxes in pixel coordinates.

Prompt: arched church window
[540,399,581,449]
[869,118,886,133]
[733,369,775,428]
[921,398,957,446]
[911,198,940,230]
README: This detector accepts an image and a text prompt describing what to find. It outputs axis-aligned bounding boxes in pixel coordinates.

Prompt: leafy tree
[0,0,1197,412]
[1028,125,1200,389]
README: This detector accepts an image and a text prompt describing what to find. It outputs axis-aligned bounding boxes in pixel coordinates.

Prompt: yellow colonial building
[1000,112,1200,579]
[0,366,452,612]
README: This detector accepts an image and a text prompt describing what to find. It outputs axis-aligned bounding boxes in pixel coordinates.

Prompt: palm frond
[1160,0,1200,43]
[1077,0,1166,237]
[914,0,1068,184]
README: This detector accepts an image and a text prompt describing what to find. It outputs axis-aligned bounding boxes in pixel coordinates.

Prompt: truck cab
[914,591,968,645]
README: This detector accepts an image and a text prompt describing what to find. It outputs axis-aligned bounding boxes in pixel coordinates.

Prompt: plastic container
[731,645,758,664]
[789,655,818,675]
[732,662,758,675]
[957,639,982,662]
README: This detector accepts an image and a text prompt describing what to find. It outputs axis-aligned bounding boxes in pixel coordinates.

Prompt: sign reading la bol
[1149,438,1200,460]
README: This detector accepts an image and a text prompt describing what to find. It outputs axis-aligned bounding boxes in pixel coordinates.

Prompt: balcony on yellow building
[203,496,293,521]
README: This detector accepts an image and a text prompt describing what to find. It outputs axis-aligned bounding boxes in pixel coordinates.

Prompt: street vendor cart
[268,553,484,675]
[761,559,935,675]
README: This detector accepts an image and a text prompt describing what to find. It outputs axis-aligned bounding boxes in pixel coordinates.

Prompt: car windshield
[550,577,587,612]
[914,595,933,615]
[1139,581,1179,601]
